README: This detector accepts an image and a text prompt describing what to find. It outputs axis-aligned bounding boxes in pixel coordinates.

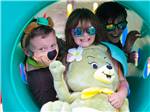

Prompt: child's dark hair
[65,8,106,50]
[95,2,127,24]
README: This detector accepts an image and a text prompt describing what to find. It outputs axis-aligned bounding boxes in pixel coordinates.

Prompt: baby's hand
[108,92,125,109]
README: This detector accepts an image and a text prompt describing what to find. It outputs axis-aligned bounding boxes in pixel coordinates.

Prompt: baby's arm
[108,61,129,109]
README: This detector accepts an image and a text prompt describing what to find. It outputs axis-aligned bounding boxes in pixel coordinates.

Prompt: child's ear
[23,48,33,57]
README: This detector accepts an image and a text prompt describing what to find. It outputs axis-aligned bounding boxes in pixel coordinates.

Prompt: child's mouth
[112,35,119,39]
[80,38,91,42]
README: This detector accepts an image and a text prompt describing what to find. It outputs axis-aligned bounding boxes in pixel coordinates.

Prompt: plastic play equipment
[2,1,150,111]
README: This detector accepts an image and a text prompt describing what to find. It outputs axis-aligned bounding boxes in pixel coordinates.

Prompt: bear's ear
[24,22,38,34]
[47,17,54,27]
[93,45,108,52]
[100,45,108,52]
[85,45,108,54]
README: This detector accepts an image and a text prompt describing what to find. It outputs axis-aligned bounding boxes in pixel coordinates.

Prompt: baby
[21,16,65,107]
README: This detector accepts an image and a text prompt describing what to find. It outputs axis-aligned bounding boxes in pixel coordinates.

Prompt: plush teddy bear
[41,44,129,112]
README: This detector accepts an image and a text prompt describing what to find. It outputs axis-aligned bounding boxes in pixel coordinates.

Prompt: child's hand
[128,51,138,65]
[108,91,125,109]
[124,30,140,53]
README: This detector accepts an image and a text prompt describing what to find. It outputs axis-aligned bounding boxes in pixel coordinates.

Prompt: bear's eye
[91,63,98,69]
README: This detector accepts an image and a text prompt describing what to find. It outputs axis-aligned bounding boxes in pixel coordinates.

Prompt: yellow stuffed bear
[41,45,129,112]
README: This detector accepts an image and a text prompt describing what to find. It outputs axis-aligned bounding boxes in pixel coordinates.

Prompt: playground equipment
[2,1,150,111]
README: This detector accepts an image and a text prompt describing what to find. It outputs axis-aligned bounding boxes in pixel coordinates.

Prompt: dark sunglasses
[105,21,127,32]
[72,26,96,37]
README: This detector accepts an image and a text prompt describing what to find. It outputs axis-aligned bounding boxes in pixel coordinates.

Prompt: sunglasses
[105,21,127,32]
[72,26,96,37]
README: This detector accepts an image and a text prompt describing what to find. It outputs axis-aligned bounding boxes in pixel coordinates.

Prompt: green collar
[26,57,46,68]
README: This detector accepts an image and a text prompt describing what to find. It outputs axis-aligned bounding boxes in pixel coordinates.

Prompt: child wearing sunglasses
[65,8,129,109]
[65,8,104,49]
[96,1,140,64]
[21,16,65,107]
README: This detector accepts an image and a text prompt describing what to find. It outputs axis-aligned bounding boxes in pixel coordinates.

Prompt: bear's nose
[106,65,112,70]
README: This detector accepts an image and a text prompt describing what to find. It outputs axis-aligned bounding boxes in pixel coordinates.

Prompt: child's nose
[113,27,121,35]
[83,31,89,37]
[114,27,119,32]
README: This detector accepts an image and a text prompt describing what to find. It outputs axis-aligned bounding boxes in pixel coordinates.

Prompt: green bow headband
[37,17,49,26]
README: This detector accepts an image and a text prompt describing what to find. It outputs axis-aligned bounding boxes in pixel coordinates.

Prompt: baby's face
[29,32,58,53]
[72,22,96,48]
[29,32,59,65]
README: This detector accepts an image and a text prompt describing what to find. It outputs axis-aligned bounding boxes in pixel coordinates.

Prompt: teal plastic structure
[2,1,150,111]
